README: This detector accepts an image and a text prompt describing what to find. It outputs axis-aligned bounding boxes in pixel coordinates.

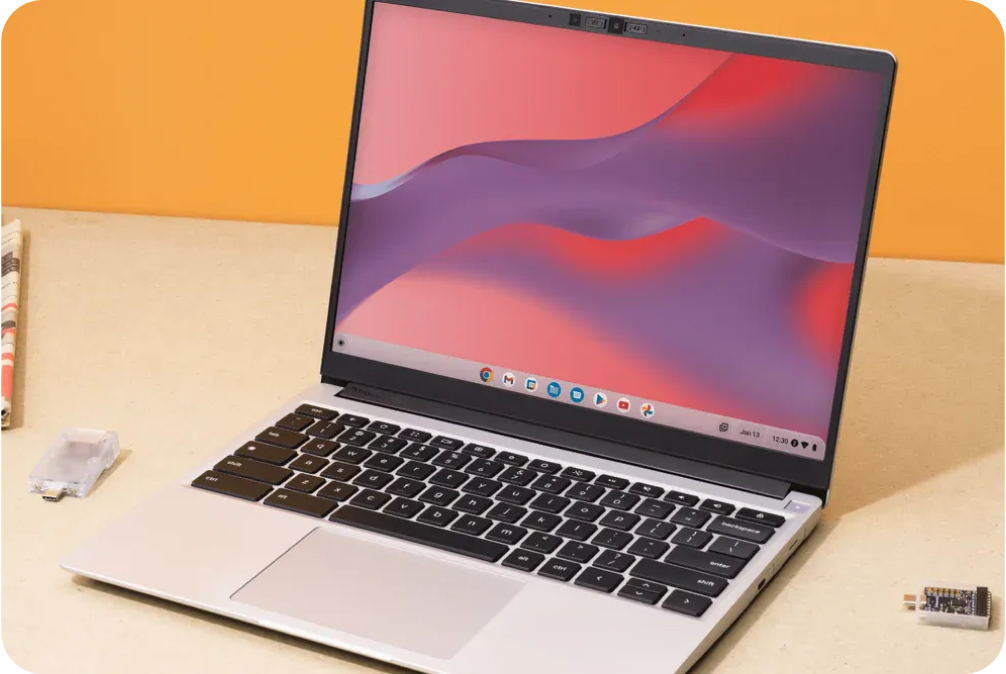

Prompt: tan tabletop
[1,207,1002,674]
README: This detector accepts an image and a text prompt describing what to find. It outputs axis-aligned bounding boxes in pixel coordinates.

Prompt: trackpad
[232,528,525,660]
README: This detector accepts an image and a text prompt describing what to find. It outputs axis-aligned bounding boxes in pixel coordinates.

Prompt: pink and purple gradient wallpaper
[335,4,886,440]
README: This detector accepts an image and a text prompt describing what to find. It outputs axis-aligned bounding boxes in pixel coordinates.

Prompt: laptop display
[333,2,888,462]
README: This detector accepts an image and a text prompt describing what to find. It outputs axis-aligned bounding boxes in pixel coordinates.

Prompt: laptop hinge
[335,383,793,500]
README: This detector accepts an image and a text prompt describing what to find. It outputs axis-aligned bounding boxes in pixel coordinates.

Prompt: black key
[399,428,432,443]
[538,558,582,582]
[593,528,633,550]
[430,469,468,489]
[433,450,471,470]
[499,466,537,486]
[301,439,340,458]
[418,505,459,528]
[264,489,338,517]
[566,483,605,503]
[502,549,544,572]
[671,507,711,529]
[666,545,747,579]
[235,442,295,465]
[276,413,314,432]
[557,541,599,563]
[339,414,370,428]
[619,584,665,605]
[672,527,713,549]
[567,502,605,522]
[709,536,760,560]
[575,568,623,593]
[214,456,293,485]
[665,491,700,507]
[486,523,527,545]
[699,498,735,516]
[192,471,272,501]
[599,510,641,532]
[419,486,459,507]
[497,485,535,505]
[629,482,665,499]
[317,481,359,502]
[339,428,377,447]
[631,559,728,597]
[594,550,637,573]
[331,506,509,562]
[368,421,401,435]
[556,520,598,541]
[385,498,424,519]
[350,489,392,510]
[486,503,528,524]
[462,478,502,497]
[531,475,571,494]
[333,445,371,465]
[286,474,325,493]
[397,461,436,480]
[401,443,438,462]
[637,519,676,540]
[736,507,786,528]
[364,453,405,473]
[595,474,629,490]
[529,494,570,514]
[307,421,345,439]
[289,455,328,475]
[430,436,464,451]
[461,443,496,459]
[523,511,562,532]
[369,436,408,454]
[452,515,493,536]
[295,404,338,420]
[707,517,774,544]
[528,459,561,474]
[466,459,506,478]
[454,494,493,515]
[354,470,394,490]
[496,452,529,466]
[560,467,596,482]
[628,537,670,559]
[523,532,562,555]
[320,461,361,482]
[256,427,309,450]
[663,590,713,617]
[386,477,426,499]
[600,491,641,511]
[636,499,674,520]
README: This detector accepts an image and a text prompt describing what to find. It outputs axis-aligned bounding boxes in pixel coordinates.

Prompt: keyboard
[192,405,788,617]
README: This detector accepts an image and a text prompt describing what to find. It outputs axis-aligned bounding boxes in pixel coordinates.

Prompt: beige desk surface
[1,207,1003,674]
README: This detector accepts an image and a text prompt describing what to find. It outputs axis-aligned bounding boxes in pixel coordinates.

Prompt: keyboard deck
[192,405,788,617]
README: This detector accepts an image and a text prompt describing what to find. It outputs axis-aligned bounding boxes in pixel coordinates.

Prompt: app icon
[547,382,562,398]
[502,372,516,388]
[479,367,493,384]
[593,392,608,408]
[525,377,538,392]
[617,397,631,413]
[570,387,585,403]
[640,403,655,418]
[719,422,729,433]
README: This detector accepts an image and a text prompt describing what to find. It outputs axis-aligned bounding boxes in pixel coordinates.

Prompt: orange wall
[2,0,1003,262]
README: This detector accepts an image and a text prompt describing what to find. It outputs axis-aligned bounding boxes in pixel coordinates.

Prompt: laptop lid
[321,0,896,498]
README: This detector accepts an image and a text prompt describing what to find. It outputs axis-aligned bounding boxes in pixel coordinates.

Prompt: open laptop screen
[333,2,887,462]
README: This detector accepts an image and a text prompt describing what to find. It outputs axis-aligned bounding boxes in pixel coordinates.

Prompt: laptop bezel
[320,0,897,497]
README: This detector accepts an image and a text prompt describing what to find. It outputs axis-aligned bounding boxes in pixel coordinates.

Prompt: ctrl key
[192,471,272,501]
[662,590,713,617]
[538,559,582,582]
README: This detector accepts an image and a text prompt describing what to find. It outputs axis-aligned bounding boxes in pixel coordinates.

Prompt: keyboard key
[339,428,377,447]
[286,474,325,494]
[192,471,272,501]
[630,559,728,597]
[307,421,345,439]
[364,453,405,473]
[599,510,641,532]
[276,413,314,432]
[369,436,408,454]
[502,549,544,572]
[331,506,509,563]
[320,461,361,482]
[418,505,459,528]
[529,494,570,514]
[339,415,370,428]
[397,461,436,480]
[350,489,392,510]
[419,486,459,507]
[528,459,561,474]
[461,443,496,458]
[430,469,468,489]
[264,489,338,517]
[671,508,711,529]
[593,528,633,550]
[430,436,464,451]
[560,467,596,482]
[595,475,629,490]
[214,456,293,485]
[317,481,359,502]
[401,443,438,462]
[575,568,623,593]
[235,442,296,465]
[635,499,674,520]
[619,584,665,605]
[566,483,605,503]
[462,478,502,497]
[399,428,432,443]
[523,511,562,532]
[538,559,582,582]
[466,459,506,478]
[386,477,426,499]
[735,508,786,528]
[666,545,747,579]
[665,491,700,507]
[301,439,340,458]
[289,455,329,475]
[522,532,562,555]
[454,494,493,515]
[637,519,676,540]
[353,470,394,490]
[557,541,599,563]
[567,502,605,522]
[368,421,401,435]
[433,451,471,470]
[295,404,338,420]
[699,498,735,516]
[497,485,535,505]
[707,517,774,544]
[556,520,597,541]
[662,590,713,617]
[256,427,309,450]
[333,445,371,465]
[385,498,424,519]
[496,452,529,466]
[594,550,637,573]
[629,482,665,499]
[628,538,670,559]
[600,491,641,511]
[452,515,493,536]
[498,466,537,486]
[531,475,571,494]
[709,536,760,560]
[486,503,527,523]
[486,523,527,545]
[672,527,713,549]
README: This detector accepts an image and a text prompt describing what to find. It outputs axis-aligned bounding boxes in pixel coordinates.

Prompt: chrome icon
[480,367,493,383]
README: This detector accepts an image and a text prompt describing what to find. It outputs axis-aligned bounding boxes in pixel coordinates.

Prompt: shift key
[215,456,293,485]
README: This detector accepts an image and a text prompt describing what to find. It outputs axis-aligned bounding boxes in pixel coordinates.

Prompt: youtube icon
[617,398,631,414]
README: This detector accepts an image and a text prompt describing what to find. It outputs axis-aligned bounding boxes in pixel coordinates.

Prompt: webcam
[568,13,647,36]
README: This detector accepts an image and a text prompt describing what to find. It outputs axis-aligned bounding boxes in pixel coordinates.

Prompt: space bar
[330,506,510,563]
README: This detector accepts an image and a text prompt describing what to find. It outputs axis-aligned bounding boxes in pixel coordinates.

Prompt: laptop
[62,1,896,671]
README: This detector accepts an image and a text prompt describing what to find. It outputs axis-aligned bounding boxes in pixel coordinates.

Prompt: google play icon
[593,392,608,408]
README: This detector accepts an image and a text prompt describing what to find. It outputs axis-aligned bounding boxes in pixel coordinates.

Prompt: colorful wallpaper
[335,3,886,439]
